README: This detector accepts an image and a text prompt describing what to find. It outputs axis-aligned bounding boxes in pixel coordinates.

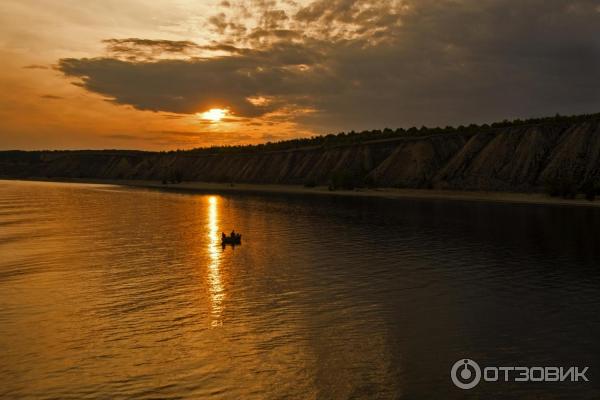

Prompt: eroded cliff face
[2,120,599,192]
[434,121,600,191]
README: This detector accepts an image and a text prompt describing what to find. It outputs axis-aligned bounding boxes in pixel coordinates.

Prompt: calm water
[1,180,599,399]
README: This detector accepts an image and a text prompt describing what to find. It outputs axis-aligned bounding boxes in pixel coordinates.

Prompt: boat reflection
[207,196,224,327]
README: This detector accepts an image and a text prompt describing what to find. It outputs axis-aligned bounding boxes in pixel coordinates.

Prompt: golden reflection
[207,195,224,327]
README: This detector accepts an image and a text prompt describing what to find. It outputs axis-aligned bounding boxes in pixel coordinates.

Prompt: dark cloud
[58,50,323,117]
[24,64,49,69]
[200,43,245,53]
[59,0,600,132]
[58,36,333,117]
[102,38,202,60]
[40,94,63,100]
[292,0,407,45]
[247,29,300,41]
[161,113,186,119]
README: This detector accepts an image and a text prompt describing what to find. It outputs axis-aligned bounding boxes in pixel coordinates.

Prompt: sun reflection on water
[207,196,224,327]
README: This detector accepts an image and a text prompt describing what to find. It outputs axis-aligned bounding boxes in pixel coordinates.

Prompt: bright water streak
[1,180,600,399]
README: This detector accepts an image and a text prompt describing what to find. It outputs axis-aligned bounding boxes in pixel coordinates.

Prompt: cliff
[2,117,600,193]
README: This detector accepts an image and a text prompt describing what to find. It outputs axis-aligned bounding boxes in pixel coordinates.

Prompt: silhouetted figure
[222,230,242,246]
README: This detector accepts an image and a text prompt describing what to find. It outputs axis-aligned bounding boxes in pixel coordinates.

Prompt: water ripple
[1,180,600,399]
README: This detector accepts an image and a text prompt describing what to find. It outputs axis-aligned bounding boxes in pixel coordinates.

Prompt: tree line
[181,112,600,155]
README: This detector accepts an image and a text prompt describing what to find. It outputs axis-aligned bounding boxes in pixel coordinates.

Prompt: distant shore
[4,177,600,209]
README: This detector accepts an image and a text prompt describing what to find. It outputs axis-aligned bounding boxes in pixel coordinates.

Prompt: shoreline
[4,177,600,209]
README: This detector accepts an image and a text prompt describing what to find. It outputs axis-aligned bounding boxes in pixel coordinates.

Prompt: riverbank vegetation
[186,112,600,155]
[545,178,600,201]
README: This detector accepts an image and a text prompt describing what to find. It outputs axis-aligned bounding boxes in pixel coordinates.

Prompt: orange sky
[0,0,315,150]
[1,0,599,151]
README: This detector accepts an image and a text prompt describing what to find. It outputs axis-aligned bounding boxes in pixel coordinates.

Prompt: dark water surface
[1,180,599,399]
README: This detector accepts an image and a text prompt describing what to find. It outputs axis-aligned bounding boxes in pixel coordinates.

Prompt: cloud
[40,94,63,100]
[102,38,202,60]
[58,38,331,117]
[58,0,600,133]
[23,64,50,69]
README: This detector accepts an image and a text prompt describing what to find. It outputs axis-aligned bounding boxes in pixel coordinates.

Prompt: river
[1,180,599,399]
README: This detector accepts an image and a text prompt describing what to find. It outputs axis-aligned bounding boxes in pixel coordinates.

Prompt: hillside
[1,114,600,194]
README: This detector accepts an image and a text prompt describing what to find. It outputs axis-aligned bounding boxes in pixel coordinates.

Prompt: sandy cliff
[2,118,599,192]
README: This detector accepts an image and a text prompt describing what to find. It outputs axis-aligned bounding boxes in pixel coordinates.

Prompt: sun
[200,108,228,122]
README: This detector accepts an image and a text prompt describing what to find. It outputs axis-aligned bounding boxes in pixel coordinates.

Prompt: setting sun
[201,108,228,122]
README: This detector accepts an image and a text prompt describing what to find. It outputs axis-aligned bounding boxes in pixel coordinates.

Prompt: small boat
[222,233,242,245]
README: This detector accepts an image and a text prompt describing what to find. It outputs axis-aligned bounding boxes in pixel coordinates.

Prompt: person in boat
[222,232,226,241]
[230,230,235,239]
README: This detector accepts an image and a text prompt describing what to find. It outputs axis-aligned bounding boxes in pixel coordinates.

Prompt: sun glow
[201,108,228,122]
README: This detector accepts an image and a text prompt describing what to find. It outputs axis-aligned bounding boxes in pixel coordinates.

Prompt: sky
[1,0,599,150]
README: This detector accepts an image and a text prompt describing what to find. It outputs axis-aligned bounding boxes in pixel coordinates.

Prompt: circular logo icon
[451,359,481,390]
